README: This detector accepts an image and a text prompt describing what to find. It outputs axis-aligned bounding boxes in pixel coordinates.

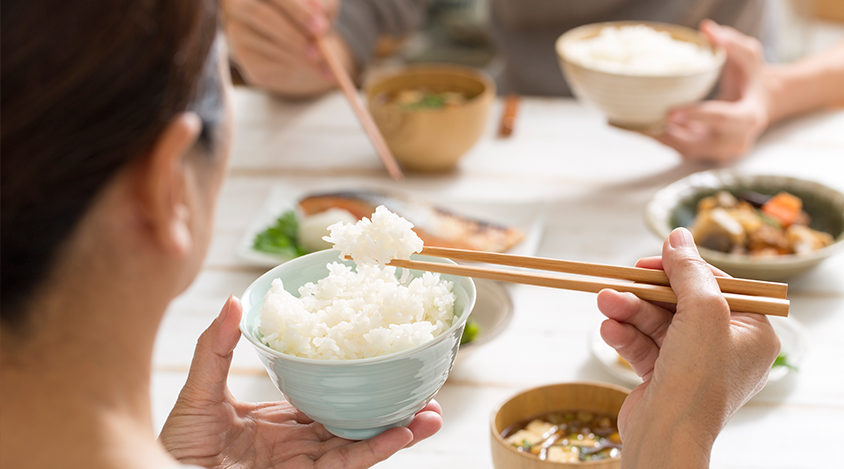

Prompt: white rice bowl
[563,24,717,75]
[257,206,457,360]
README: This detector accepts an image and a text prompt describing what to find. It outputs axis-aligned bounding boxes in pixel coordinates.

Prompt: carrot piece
[761,192,803,227]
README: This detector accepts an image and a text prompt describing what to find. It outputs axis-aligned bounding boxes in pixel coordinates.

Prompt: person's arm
[223,0,427,98]
[656,20,844,163]
[596,228,780,468]
[764,40,844,123]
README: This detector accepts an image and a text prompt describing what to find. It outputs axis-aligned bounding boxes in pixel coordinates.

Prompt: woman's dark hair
[1,0,221,328]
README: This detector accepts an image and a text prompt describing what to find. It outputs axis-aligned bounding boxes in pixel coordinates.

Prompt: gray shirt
[336,0,767,96]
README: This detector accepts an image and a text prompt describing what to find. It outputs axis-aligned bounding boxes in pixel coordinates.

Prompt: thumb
[182,295,244,402]
[701,19,763,77]
[662,228,730,322]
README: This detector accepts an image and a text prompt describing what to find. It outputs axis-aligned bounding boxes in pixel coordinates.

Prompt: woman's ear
[136,112,203,257]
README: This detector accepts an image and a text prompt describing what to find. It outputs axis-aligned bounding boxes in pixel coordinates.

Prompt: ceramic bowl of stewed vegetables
[646,170,844,281]
[364,64,495,172]
[490,382,630,468]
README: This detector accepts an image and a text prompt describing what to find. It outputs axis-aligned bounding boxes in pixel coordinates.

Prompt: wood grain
[388,257,790,317]
[490,382,629,469]
[420,246,789,299]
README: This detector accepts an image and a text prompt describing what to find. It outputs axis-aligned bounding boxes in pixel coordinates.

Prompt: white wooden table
[152,87,844,469]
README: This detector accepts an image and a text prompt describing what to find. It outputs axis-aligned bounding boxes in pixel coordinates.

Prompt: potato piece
[714,191,739,208]
[748,224,788,254]
[690,207,747,252]
[787,224,834,254]
[697,196,718,213]
[726,205,764,235]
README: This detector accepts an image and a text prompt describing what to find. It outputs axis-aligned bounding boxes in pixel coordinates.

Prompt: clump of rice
[564,25,717,75]
[324,205,424,267]
[257,206,457,360]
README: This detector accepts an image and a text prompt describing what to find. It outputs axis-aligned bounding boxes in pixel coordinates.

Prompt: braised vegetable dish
[690,191,833,256]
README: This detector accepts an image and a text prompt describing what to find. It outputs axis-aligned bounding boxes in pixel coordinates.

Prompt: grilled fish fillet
[298,190,525,253]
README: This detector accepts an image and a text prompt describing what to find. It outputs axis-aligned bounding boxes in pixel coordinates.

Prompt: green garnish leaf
[252,210,308,258]
[756,209,783,228]
[460,320,481,345]
[521,439,533,450]
[401,93,446,110]
[772,353,798,371]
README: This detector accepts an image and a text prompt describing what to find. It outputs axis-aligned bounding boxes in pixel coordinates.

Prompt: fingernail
[668,228,695,249]
[218,294,234,321]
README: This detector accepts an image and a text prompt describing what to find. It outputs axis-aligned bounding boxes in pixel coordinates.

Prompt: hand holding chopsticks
[379,245,789,317]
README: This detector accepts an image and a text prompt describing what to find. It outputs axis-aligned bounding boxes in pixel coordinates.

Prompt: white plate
[455,279,514,364]
[237,186,548,267]
[589,315,807,386]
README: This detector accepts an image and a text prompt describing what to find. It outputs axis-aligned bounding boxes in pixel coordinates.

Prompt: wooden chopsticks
[315,37,404,181]
[381,247,790,317]
[420,246,788,299]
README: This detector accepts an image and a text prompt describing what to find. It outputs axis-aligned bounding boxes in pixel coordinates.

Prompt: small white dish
[237,186,548,267]
[589,315,807,386]
[455,279,513,364]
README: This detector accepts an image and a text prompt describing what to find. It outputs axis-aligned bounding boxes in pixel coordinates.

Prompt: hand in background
[159,295,442,469]
[596,228,779,468]
[223,0,354,97]
[655,20,771,163]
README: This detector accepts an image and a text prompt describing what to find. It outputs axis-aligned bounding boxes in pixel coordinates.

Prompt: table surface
[152,87,844,469]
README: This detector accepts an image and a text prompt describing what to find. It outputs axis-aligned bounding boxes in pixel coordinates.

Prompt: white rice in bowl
[564,24,717,75]
[257,206,457,360]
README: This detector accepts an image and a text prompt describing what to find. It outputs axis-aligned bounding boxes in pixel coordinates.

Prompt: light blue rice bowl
[240,249,477,439]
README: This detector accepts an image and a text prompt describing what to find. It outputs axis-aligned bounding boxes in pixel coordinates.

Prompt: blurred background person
[223,0,844,162]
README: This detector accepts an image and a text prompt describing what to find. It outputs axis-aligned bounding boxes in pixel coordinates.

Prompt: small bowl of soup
[490,382,630,468]
[364,64,495,172]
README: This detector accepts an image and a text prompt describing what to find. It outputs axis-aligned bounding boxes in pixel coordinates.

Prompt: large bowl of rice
[556,21,726,133]
[240,248,477,440]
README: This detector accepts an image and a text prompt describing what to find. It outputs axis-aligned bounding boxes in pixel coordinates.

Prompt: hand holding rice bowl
[241,207,476,438]
[556,21,725,133]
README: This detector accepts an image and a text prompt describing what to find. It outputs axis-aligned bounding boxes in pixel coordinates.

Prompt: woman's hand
[596,228,780,468]
[159,295,443,469]
[655,20,771,163]
[223,0,354,97]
